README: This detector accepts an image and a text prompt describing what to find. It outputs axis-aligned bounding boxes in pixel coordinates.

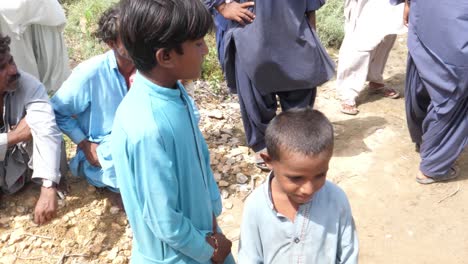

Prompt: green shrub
[62,0,118,63]
[201,33,225,95]
[317,0,345,49]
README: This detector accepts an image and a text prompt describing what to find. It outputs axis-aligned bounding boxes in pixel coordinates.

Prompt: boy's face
[172,38,208,80]
[262,148,331,206]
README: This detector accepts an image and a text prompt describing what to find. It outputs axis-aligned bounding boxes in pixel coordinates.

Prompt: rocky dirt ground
[1,36,467,264]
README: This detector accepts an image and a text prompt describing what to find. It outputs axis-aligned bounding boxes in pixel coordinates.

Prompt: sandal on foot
[370,86,400,99]
[255,160,270,171]
[340,102,359,115]
[416,166,460,184]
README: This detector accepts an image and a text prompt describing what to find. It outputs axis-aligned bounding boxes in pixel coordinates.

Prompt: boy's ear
[106,40,116,50]
[155,49,175,68]
[259,152,274,170]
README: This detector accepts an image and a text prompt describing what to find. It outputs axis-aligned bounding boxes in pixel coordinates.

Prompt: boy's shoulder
[244,181,270,214]
[318,181,352,211]
[73,51,113,77]
[113,86,159,142]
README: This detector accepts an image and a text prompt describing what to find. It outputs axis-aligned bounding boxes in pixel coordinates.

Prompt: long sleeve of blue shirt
[51,71,90,144]
[51,51,128,145]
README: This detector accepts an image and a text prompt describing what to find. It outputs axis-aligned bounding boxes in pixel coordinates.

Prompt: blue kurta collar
[264,170,322,219]
[107,50,119,70]
[134,72,182,99]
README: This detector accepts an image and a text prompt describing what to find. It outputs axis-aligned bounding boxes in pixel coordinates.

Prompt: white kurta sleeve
[24,82,62,183]
[0,133,8,161]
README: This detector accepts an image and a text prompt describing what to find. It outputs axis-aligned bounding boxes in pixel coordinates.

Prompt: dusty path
[0,35,467,263]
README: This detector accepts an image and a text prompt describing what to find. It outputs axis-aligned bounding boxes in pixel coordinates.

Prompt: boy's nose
[300,181,315,197]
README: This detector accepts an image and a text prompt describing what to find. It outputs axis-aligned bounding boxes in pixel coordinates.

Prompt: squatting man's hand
[34,186,58,225]
[216,1,255,25]
[78,140,101,167]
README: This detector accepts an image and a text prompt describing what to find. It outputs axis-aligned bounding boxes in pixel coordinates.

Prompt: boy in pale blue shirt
[239,108,359,263]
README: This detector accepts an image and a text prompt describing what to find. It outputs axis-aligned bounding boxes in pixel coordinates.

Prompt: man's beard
[6,72,20,91]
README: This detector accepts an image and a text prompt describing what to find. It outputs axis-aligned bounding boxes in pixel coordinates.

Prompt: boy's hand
[216,1,255,25]
[209,233,232,263]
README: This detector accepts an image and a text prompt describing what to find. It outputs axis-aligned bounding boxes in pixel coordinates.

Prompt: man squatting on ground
[51,5,135,202]
[0,33,63,225]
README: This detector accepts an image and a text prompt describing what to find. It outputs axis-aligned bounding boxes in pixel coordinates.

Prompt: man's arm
[403,0,410,26]
[306,11,316,31]
[51,69,101,166]
[306,0,326,31]
[24,83,63,225]
[50,71,91,145]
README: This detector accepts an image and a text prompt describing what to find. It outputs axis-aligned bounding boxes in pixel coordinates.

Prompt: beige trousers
[336,34,396,102]
[337,0,404,103]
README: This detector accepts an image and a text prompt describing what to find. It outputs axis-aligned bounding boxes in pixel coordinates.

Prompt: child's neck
[141,70,178,89]
[271,175,300,222]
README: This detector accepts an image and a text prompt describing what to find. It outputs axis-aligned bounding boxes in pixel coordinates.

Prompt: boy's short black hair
[265,108,334,161]
[0,34,11,55]
[119,0,213,72]
[93,5,120,44]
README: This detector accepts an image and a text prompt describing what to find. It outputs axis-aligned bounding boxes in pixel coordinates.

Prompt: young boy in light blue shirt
[239,108,359,263]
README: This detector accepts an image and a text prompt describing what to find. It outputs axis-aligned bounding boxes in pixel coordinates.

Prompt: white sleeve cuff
[0,133,8,161]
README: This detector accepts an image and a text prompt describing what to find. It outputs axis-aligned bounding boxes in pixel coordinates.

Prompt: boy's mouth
[294,194,313,203]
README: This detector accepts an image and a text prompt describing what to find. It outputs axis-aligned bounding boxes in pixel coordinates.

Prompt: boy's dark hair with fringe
[0,34,11,55]
[93,5,120,44]
[119,0,213,72]
[265,108,334,161]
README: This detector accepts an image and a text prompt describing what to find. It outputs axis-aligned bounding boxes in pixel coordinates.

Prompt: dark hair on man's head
[0,34,11,55]
[93,5,120,43]
[265,108,334,161]
[119,0,213,72]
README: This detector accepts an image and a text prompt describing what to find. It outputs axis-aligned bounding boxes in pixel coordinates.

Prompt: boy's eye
[288,176,303,182]
[316,173,326,179]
